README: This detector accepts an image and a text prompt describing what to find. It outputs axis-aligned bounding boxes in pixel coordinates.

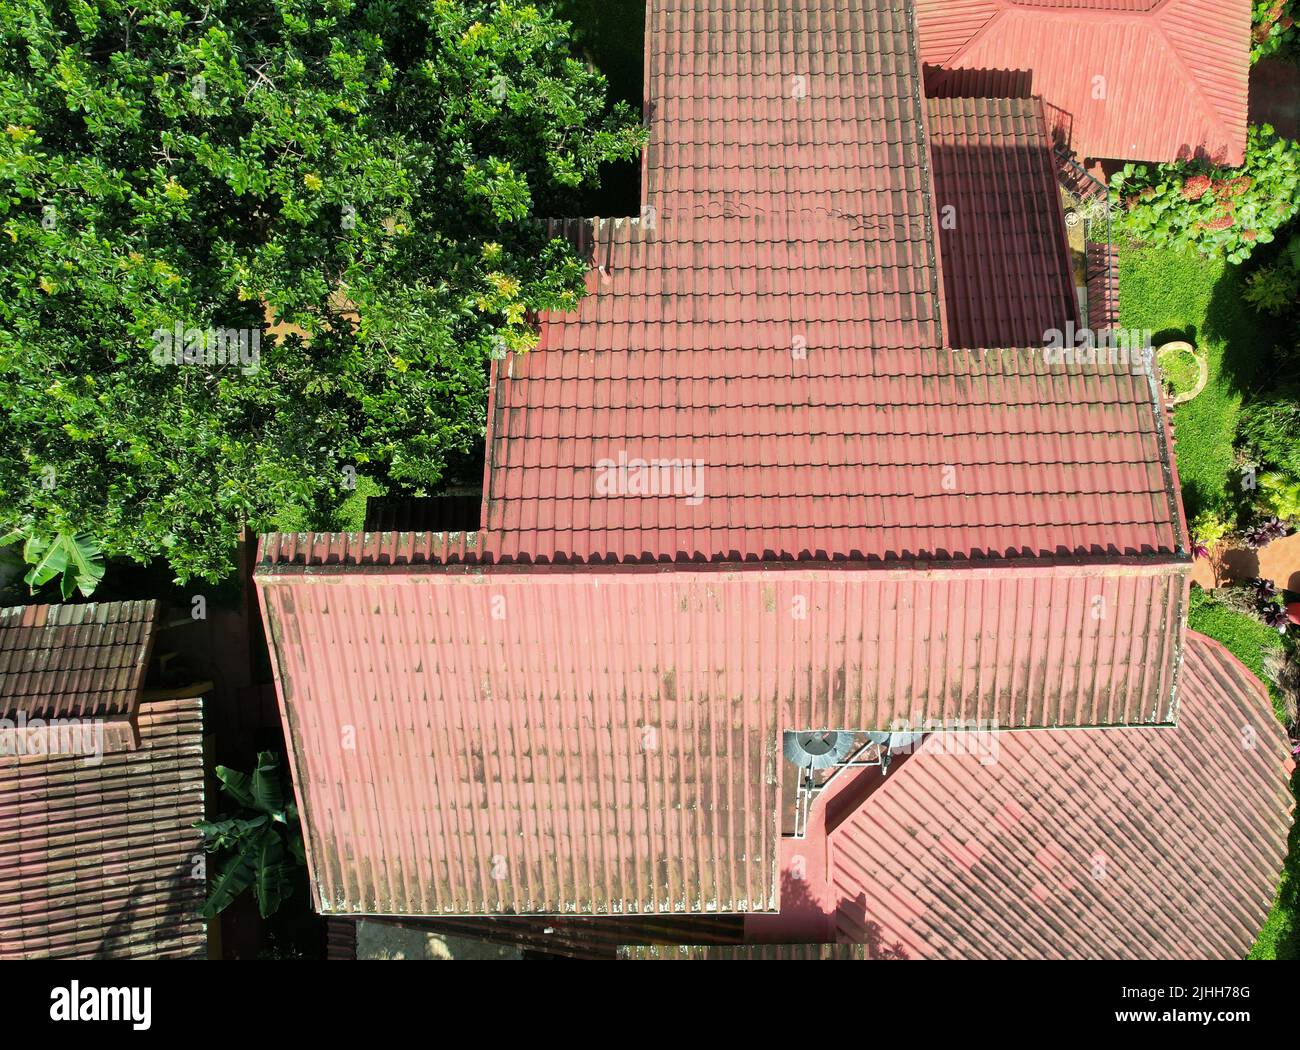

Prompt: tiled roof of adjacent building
[829,632,1295,959]
[916,0,1251,164]
[0,600,158,721]
[0,695,206,959]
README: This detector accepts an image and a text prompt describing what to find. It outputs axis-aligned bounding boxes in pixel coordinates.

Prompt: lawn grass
[1118,243,1266,519]
[1188,587,1297,959]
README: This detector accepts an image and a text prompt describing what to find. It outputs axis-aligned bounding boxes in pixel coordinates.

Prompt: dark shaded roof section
[927,96,1079,349]
[1087,241,1119,330]
[830,632,1295,959]
[0,601,158,721]
[363,494,482,534]
[348,914,746,960]
[618,943,868,959]
[0,696,206,959]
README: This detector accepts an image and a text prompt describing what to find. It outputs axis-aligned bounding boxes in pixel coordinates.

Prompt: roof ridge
[1149,0,1239,152]
[943,0,1011,69]
[255,537,1190,577]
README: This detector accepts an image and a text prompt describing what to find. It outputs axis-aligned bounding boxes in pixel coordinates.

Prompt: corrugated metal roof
[0,696,207,959]
[916,0,1251,165]
[829,631,1295,959]
[618,943,867,959]
[927,96,1079,349]
[256,557,1190,916]
[260,556,1188,731]
[259,569,783,916]
[0,600,158,721]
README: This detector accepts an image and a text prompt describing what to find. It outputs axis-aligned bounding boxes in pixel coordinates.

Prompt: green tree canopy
[0,0,643,583]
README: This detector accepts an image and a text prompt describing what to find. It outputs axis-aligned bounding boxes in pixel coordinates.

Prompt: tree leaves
[1,528,106,598]
[0,0,645,584]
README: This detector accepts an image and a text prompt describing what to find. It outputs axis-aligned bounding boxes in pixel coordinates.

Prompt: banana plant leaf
[250,751,286,819]
[15,532,105,598]
[195,814,270,852]
[251,825,296,918]
[196,752,305,919]
[200,836,262,919]
[215,751,288,819]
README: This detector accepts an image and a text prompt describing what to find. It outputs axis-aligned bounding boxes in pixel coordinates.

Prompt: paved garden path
[1192,531,1300,592]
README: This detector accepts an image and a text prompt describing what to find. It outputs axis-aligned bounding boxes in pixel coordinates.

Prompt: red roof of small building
[0,695,206,959]
[916,0,1251,165]
[828,632,1295,959]
[925,95,1080,348]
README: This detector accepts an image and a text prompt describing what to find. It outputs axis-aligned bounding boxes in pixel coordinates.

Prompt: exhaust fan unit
[783,730,855,770]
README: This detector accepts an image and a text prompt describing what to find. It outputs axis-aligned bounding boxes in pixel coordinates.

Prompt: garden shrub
[1253,0,1299,64]
[1260,472,1300,521]
[1240,385,1300,478]
[1111,125,1300,263]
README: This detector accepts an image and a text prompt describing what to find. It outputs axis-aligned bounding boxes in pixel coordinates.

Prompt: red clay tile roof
[256,555,1188,915]
[480,0,1184,565]
[0,696,206,959]
[259,567,782,916]
[926,96,1080,348]
[486,347,1183,562]
[829,631,1295,959]
[916,0,1251,165]
[641,0,944,347]
[0,600,157,721]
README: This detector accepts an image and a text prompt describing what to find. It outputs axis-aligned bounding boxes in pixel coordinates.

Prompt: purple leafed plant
[1249,576,1278,601]
[1260,602,1292,634]
[1242,516,1289,550]
[1192,536,1211,559]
